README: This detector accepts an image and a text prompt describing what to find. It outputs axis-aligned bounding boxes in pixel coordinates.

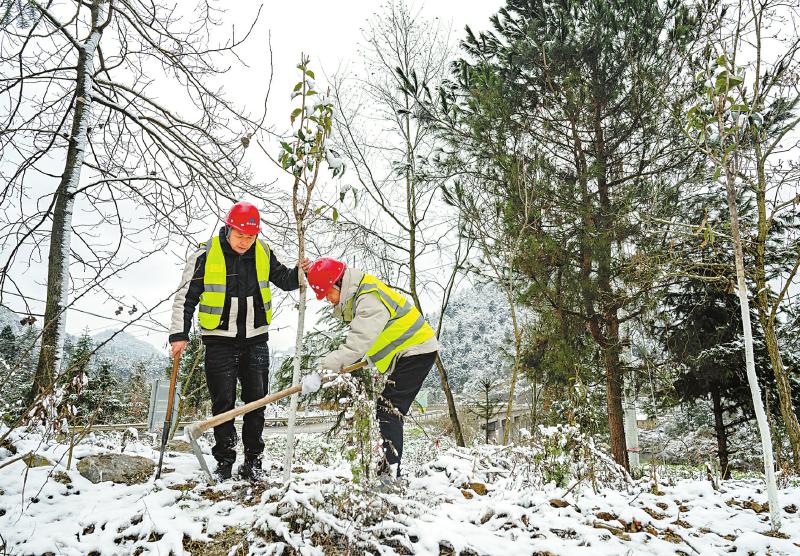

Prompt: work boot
[373,470,406,494]
[238,456,264,481]
[214,462,233,481]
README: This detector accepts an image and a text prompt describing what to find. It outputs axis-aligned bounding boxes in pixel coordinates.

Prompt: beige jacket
[317,266,439,372]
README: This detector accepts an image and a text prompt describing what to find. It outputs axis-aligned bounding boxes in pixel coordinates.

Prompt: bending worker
[169,201,310,481]
[306,258,439,477]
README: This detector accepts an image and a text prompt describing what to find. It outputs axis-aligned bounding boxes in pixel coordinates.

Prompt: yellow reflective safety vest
[351,274,435,373]
[197,236,272,329]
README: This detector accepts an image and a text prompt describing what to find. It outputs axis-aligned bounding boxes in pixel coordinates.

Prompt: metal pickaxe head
[185,423,215,485]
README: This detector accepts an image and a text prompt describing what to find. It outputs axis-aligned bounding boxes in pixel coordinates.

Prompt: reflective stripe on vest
[197,236,272,329]
[353,274,435,373]
[255,239,273,324]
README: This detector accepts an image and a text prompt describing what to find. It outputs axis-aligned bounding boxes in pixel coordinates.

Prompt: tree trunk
[31,1,106,402]
[759,310,800,468]
[592,97,629,472]
[410,286,465,447]
[484,387,491,444]
[283,222,307,482]
[502,297,522,445]
[752,121,800,470]
[603,331,629,471]
[710,385,730,480]
[433,355,465,446]
[723,164,781,530]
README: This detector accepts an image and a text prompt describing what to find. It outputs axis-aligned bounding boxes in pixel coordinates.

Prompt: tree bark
[602,320,629,471]
[586,97,629,472]
[750,1,800,472]
[502,289,522,445]
[760,321,800,468]
[31,0,107,402]
[433,355,465,446]
[723,161,780,529]
[282,231,306,482]
[711,385,731,480]
[403,97,466,448]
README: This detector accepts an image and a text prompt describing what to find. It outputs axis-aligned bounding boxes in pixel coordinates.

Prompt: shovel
[184,359,368,483]
[155,353,181,480]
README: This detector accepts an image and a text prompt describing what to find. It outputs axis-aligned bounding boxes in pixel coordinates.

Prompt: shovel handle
[155,353,181,480]
[194,359,368,434]
[164,355,181,429]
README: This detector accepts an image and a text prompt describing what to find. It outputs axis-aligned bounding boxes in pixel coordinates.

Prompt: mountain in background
[0,304,25,335]
[90,329,166,379]
[422,282,514,401]
[0,304,166,380]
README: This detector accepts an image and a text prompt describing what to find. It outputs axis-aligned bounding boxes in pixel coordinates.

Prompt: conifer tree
[0,325,16,365]
[438,0,703,469]
[85,359,123,424]
[126,361,150,422]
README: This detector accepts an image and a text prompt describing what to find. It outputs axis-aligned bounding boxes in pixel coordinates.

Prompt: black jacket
[169,227,300,345]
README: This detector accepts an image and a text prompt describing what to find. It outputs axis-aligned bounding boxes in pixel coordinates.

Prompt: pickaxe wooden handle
[185,359,368,483]
[194,359,367,435]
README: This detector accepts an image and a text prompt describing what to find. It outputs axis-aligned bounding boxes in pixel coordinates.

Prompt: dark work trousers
[377,351,437,475]
[204,342,270,465]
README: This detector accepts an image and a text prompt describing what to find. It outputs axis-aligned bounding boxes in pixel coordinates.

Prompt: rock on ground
[167,439,192,453]
[77,453,155,485]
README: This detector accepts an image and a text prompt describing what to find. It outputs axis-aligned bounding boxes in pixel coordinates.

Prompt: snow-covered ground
[1,426,799,555]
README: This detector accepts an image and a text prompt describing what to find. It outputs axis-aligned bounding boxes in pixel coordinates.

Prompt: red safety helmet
[225,201,261,235]
[307,258,346,300]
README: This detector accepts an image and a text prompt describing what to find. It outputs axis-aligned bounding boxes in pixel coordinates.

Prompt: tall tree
[438,0,702,469]
[268,56,339,482]
[690,0,800,469]
[444,159,536,444]
[331,1,468,446]
[0,0,265,402]
[660,268,774,479]
[684,9,787,527]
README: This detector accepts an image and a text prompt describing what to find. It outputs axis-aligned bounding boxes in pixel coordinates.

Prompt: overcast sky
[1,1,504,353]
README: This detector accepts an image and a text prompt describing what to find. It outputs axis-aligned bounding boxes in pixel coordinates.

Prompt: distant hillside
[91,329,166,379]
[0,305,166,380]
[422,283,514,401]
[0,304,24,335]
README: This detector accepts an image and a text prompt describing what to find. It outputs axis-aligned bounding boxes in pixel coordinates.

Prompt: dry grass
[182,527,249,556]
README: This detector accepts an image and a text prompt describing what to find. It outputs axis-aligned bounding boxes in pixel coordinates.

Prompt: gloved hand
[301,372,322,395]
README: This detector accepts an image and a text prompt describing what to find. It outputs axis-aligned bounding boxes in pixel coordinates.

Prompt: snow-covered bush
[323,369,386,484]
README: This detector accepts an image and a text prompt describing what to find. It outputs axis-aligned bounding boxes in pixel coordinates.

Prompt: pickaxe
[184,359,368,483]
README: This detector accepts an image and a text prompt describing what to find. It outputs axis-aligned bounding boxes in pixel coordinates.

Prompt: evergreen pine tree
[126,360,150,422]
[440,0,704,469]
[14,325,38,409]
[468,377,505,444]
[84,359,124,424]
[660,275,774,478]
[62,329,94,424]
[0,325,16,365]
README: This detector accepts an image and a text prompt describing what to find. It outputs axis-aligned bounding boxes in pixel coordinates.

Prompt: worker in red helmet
[305,258,439,479]
[169,201,311,481]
